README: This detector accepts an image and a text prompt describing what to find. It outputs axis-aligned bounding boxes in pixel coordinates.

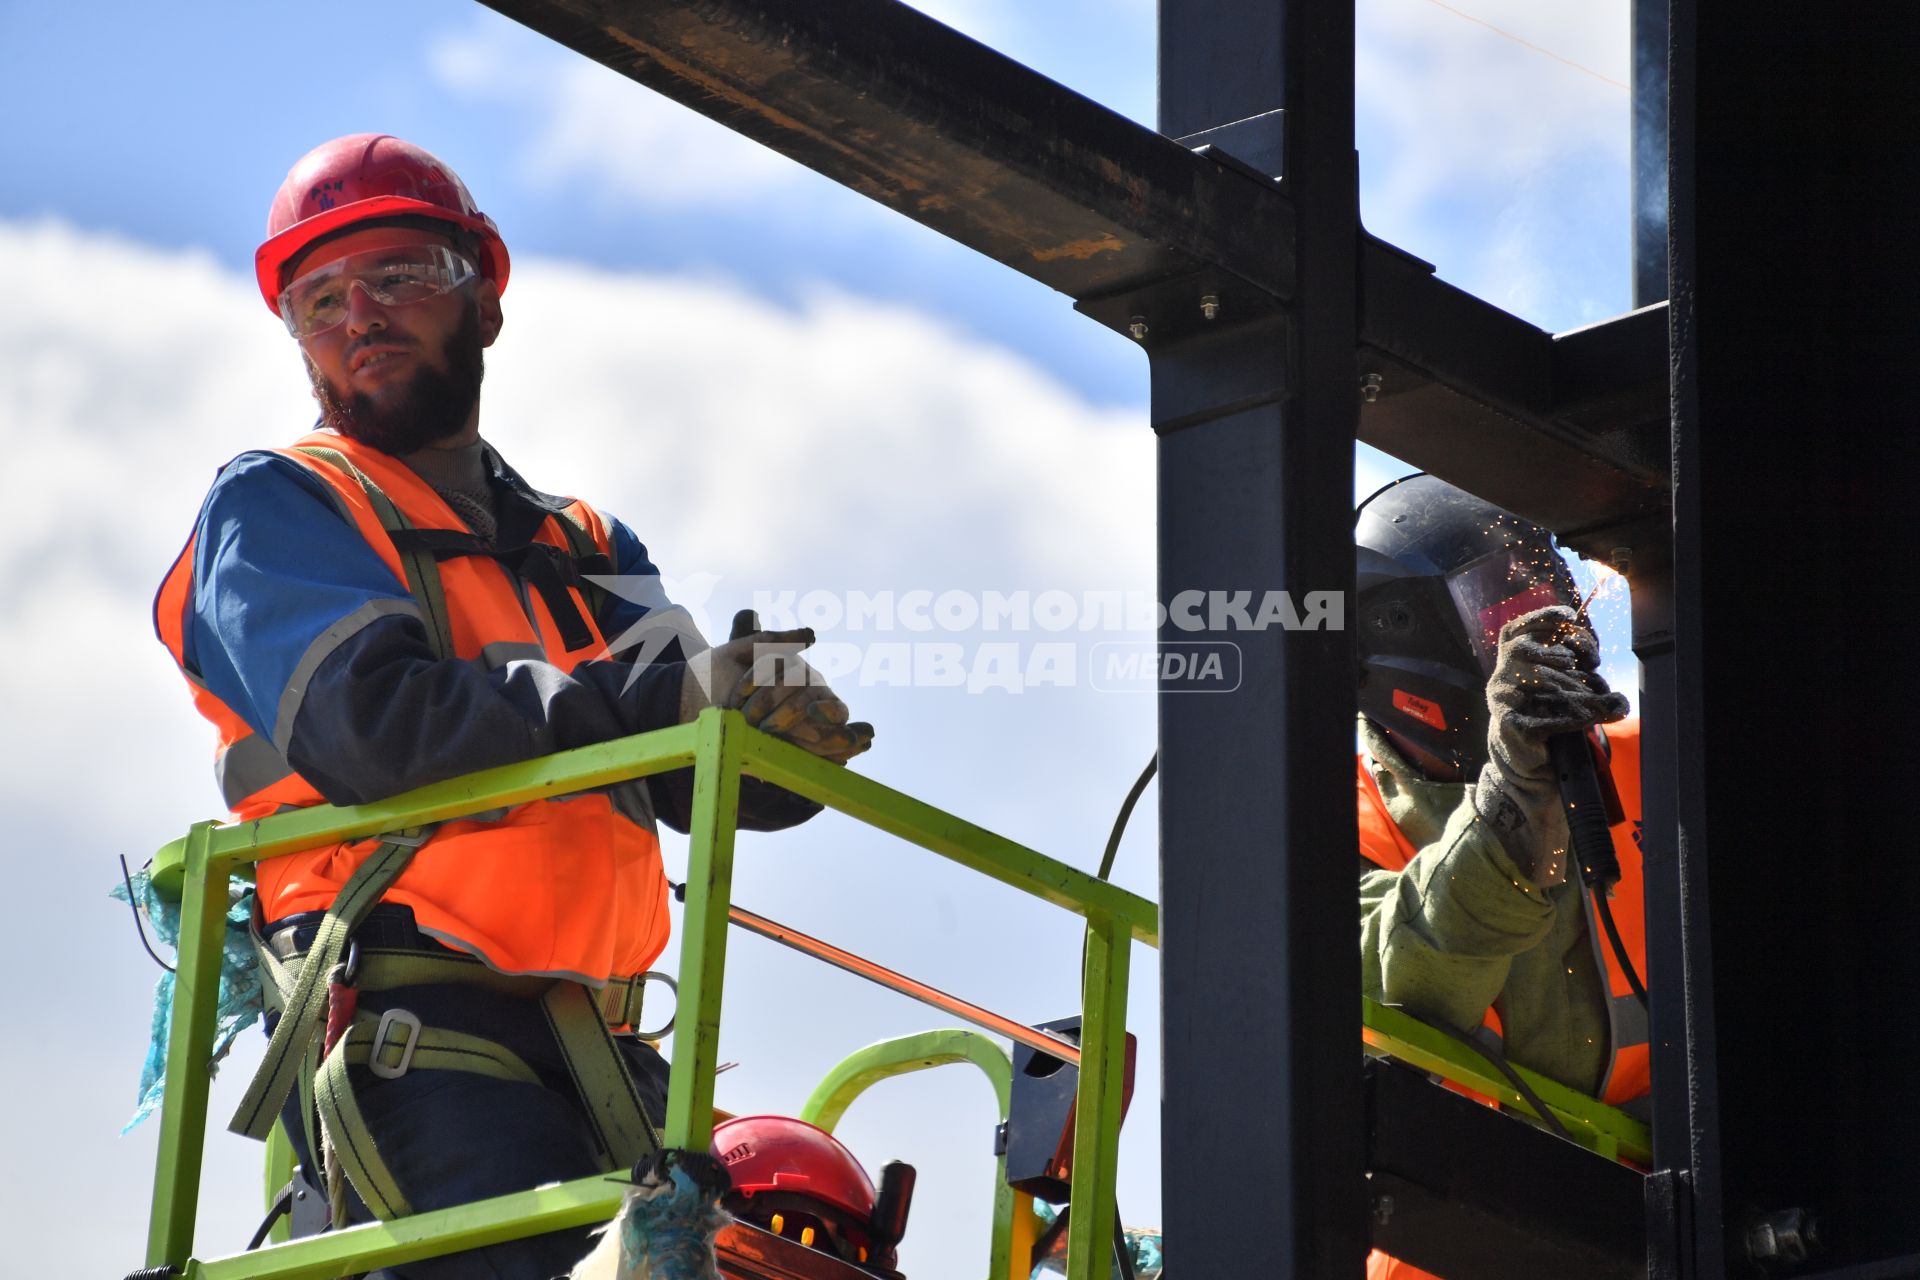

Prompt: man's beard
[311,302,486,456]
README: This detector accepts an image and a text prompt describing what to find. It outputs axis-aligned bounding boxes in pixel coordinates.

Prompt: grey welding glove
[1473,605,1631,885]
[681,610,875,764]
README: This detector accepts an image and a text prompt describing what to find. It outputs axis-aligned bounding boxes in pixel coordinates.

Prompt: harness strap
[309,982,659,1225]
[259,941,662,1030]
[386,527,605,653]
[253,937,330,1178]
[294,447,459,662]
[254,929,663,1225]
[314,1012,544,1223]
[228,831,429,1140]
[550,507,613,630]
[541,981,663,1169]
[296,446,613,655]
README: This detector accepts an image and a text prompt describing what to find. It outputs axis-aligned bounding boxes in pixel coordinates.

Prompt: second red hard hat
[712,1114,878,1226]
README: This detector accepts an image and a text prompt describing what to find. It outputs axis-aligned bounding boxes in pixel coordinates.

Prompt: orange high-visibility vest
[1359,723,1646,1280]
[155,431,670,985]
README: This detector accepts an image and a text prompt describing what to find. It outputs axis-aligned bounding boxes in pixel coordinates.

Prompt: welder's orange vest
[1358,723,1646,1280]
[155,430,670,985]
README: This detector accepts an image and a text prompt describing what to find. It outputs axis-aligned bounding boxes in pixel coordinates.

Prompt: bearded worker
[154,134,872,1278]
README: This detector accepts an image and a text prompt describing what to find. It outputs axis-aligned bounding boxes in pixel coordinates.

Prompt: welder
[1353,474,1646,1280]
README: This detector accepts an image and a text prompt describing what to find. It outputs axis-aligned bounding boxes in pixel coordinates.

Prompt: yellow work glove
[681,610,874,764]
[1472,605,1629,885]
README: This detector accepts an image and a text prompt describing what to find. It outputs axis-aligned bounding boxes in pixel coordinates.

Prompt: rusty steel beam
[481,0,1670,541]
[478,0,1295,307]
[1355,237,1670,558]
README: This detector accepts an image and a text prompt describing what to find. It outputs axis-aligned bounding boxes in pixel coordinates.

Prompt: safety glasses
[277,244,476,338]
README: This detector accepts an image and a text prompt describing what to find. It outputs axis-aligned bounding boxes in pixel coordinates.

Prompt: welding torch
[1550,571,1649,1005]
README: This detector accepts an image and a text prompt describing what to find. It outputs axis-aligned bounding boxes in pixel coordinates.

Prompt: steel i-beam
[483,0,1668,547]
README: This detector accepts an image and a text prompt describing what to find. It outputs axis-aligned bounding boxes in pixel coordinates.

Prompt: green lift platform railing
[140,707,1647,1279]
[141,708,1151,1280]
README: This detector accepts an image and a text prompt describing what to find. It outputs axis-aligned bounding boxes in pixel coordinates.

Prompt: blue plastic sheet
[111,867,263,1133]
[617,1159,731,1279]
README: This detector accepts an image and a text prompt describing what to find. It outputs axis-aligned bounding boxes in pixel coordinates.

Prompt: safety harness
[228,446,661,1229]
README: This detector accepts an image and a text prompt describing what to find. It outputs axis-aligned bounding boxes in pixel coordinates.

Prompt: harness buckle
[368,1008,422,1080]
[633,971,678,1041]
[381,828,432,849]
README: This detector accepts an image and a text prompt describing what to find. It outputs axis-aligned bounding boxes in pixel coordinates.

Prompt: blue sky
[0,1,1635,1274]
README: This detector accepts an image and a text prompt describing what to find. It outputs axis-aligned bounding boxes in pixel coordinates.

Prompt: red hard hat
[712,1115,877,1227]
[254,134,510,314]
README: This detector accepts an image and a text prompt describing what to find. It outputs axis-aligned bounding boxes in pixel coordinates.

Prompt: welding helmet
[255,134,509,315]
[1355,474,1580,781]
[713,1115,882,1264]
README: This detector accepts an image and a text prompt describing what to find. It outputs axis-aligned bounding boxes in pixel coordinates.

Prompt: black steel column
[1632,548,1697,1279]
[1630,0,1669,308]
[1671,0,1920,1273]
[1156,2,1363,1275]
[1631,7,1680,1246]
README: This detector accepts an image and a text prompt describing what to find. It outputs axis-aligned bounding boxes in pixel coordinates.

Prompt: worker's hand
[681,610,874,764]
[1472,605,1630,885]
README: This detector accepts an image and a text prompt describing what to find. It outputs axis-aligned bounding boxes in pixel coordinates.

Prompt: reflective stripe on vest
[157,431,670,983]
[215,733,297,809]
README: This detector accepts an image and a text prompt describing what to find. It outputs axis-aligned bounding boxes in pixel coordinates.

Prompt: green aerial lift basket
[139,707,1645,1279]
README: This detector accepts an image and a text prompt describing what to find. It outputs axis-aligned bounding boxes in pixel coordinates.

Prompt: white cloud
[426,2,1160,218]
[0,218,318,1275]
[893,0,1015,40]
[481,261,1153,590]
[1355,0,1632,326]
[0,219,314,834]
[428,22,818,212]
[1357,0,1628,190]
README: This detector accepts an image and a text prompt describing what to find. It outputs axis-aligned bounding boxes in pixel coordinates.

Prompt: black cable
[246,1184,295,1251]
[1353,471,1426,525]
[1549,733,1650,1008]
[1592,889,1650,1007]
[1401,1006,1575,1144]
[1097,754,1158,882]
[119,855,176,974]
[1029,1205,1071,1271]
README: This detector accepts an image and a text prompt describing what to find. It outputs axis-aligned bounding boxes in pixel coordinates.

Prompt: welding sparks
[1575,561,1628,626]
